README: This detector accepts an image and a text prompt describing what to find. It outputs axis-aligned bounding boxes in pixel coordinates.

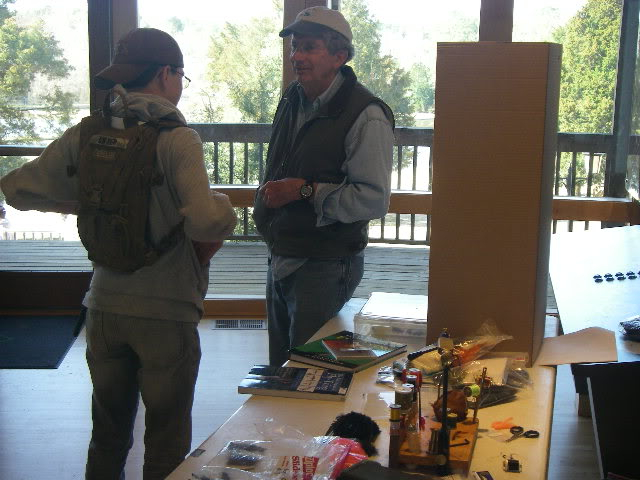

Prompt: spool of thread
[389,403,402,422]
[463,383,481,397]
[388,404,402,468]
[408,368,423,387]
[446,411,458,429]
[395,384,413,413]
[406,374,419,401]
[428,428,440,454]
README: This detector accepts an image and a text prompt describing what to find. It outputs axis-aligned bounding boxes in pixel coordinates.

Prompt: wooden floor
[0,240,556,309]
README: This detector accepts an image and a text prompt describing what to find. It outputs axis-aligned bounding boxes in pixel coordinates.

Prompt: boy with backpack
[0,28,237,479]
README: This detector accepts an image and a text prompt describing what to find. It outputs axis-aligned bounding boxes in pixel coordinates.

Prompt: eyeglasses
[170,67,191,88]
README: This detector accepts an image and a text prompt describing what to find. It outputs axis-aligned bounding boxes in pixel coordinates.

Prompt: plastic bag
[450,319,513,365]
[620,315,640,340]
[408,319,512,380]
[451,355,534,409]
[194,422,365,480]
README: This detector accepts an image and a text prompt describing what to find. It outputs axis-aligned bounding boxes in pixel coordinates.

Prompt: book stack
[288,330,407,373]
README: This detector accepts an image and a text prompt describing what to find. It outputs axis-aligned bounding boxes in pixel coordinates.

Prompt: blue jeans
[266,255,364,366]
[84,309,201,480]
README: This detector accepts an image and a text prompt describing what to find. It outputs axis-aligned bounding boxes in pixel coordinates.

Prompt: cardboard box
[426,42,562,366]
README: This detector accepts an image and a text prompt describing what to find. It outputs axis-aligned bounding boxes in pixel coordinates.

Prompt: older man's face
[290,34,346,100]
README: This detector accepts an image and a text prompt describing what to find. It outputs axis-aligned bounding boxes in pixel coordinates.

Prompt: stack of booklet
[238,365,353,401]
[288,330,407,373]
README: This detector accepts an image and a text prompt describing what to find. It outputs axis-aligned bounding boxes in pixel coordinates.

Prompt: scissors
[505,425,540,442]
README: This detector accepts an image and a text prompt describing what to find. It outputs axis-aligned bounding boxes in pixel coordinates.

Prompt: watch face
[300,183,313,199]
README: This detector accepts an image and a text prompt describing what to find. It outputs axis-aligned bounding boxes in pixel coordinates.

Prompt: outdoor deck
[0,240,557,311]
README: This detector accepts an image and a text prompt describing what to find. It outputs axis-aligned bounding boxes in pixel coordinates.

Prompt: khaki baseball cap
[279,6,352,42]
[95,28,183,89]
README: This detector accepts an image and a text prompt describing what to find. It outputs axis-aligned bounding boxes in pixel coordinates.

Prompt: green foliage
[0,0,13,23]
[410,62,434,113]
[341,0,414,127]
[203,15,279,185]
[0,0,77,204]
[551,0,622,197]
[0,4,76,144]
[555,0,622,134]
[206,17,281,124]
[202,1,416,183]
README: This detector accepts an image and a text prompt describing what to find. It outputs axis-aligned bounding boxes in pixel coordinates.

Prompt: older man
[253,6,395,366]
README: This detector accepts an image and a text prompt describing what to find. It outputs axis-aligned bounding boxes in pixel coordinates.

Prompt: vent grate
[214,319,266,330]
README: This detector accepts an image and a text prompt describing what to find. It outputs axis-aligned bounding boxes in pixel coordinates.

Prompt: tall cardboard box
[426,42,562,366]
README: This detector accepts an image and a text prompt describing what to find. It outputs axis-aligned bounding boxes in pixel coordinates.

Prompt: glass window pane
[354,0,480,130]
[1,0,88,242]
[138,0,282,124]
[514,1,622,201]
[627,7,640,200]
[2,0,89,145]
[513,1,587,42]
[516,0,622,135]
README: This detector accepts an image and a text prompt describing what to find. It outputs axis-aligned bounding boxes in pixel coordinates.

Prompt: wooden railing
[2,126,639,318]
[2,127,639,241]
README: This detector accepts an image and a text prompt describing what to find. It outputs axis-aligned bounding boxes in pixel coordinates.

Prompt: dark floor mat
[0,315,82,368]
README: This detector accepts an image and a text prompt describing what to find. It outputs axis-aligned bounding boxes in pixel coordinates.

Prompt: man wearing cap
[1,28,236,479]
[253,7,395,366]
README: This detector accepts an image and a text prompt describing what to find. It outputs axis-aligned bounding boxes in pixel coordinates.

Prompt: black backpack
[72,105,185,272]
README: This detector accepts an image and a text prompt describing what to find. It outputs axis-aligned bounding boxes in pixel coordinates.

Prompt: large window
[626,4,640,200]
[1,0,638,243]
[0,0,88,241]
[2,0,89,144]
[138,0,282,124]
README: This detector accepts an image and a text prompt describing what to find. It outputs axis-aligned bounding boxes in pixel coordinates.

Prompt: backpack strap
[67,113,109,178]
[142,118,188,257]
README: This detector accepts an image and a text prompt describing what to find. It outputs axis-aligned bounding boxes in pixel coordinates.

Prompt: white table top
[168,299,556,480]
[550,225,640,363]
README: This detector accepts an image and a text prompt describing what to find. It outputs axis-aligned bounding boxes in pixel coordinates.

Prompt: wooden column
[282,0,327,89]
[479,0,513,41]
[87,0,111,112]
[87,0,137,112]
[111,0,137,50]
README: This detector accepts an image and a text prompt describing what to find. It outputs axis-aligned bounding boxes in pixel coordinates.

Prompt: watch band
[300,180,314,200]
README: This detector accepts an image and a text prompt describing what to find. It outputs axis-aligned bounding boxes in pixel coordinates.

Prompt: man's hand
[258,178,306,208]
[192,240,224,265]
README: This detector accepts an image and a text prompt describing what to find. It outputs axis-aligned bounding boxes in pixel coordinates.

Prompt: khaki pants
[84,309,201,480]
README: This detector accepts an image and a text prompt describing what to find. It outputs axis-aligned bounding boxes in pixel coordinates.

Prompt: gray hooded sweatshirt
[1,90,237,322]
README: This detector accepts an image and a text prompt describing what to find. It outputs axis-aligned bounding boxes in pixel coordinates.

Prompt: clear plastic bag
[620,314,640,340]
[451,355,534,409]
[193,422,365,480]
[408,319,513,381]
